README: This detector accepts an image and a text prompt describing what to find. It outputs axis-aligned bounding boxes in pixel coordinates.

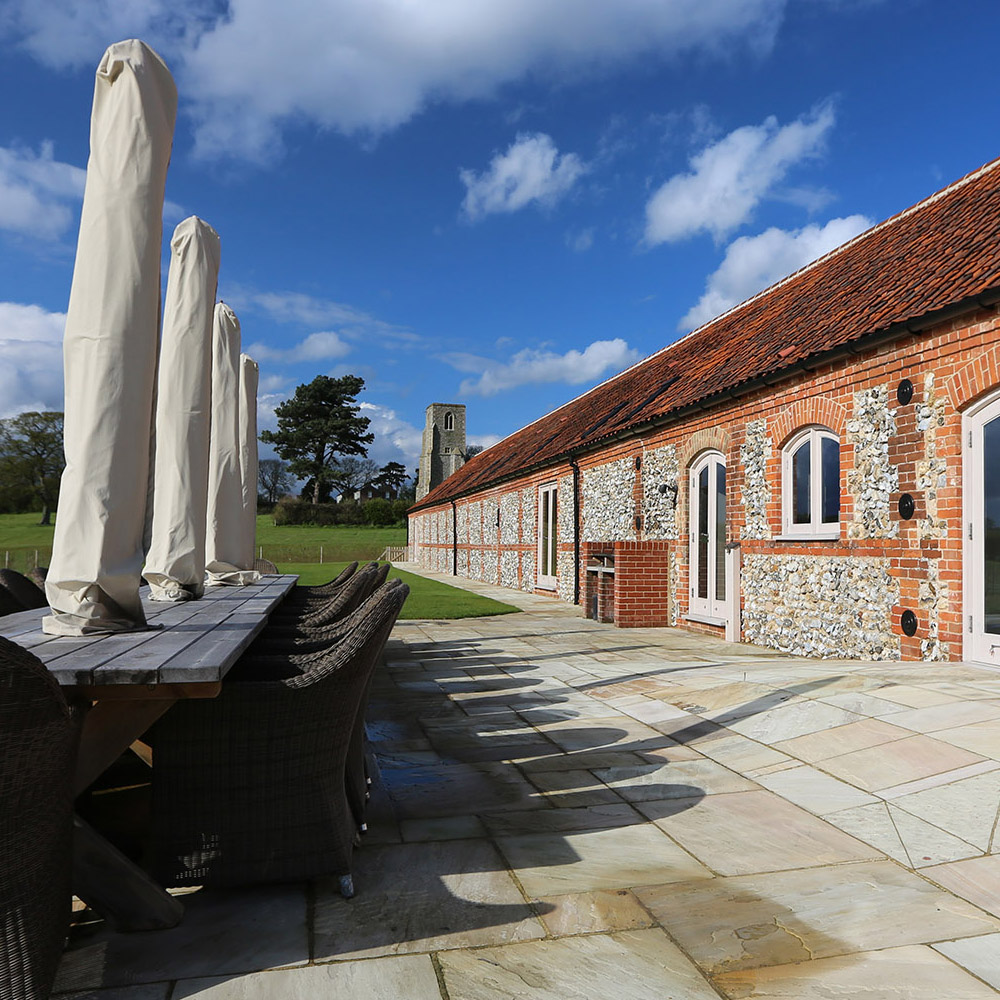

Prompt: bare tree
[258,458,294,504]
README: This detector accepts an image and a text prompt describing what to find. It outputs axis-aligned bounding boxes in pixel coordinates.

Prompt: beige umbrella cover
[44,40,177,635]
[238,354,260,571]
[145,217,222,601]
[205,304,258,585]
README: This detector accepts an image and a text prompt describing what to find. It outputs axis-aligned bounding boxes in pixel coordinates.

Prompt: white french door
[537,483,558,590]
[964,394,1000,663]
[689,451,728,621]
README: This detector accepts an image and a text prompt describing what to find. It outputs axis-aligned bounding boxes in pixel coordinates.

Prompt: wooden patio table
[0,573,298,932]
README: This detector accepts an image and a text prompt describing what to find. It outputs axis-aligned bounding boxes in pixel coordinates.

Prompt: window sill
[775,532,841,542]
[686,612,727,627]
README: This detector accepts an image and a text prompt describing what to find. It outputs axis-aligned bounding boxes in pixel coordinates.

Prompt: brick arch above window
[677,427,732,472]
[772,396,847,448]
[949,346,1000,411]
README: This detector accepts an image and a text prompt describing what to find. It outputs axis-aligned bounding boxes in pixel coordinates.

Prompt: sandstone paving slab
[481,800,644,837]
[591,758,756,801]
[688,731,793,774]
[380,759,545,818]
[171,955,442,1000]
[883,700,1000,734]
[636,789,882,875]
[754,764,878,814]
[773,717,912,763]
[888,769,1000,851]
[438,929,721,1000]
[312,840,545,960]
[496,816,713,896]
[936,720,1000,760]
[924,854,1000,916]
[818,734,986,791]
[877,759,1000,799]
[55,988,170,1000]
[934,934,1000,992]
[532,888,655,936]
[721,699,865,744]
[821,802,911,864]
[55,885,309,991]
[534,716,673,753]
[816,690,910,717]
[633,859,1000,976]
[867,684,961,708]
[399,814,487,842]
[669,680,794,715]
[523,767,624,807]
[712,944,1000,999]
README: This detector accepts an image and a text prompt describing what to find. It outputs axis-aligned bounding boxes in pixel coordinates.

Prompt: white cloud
[644,102,836,245]
[248,331,351,364]
[0,301,66,417]
[451,338,640,397]
[1,0,788,162]
[0,141,86,240]
[358,402,423,468]
[679,214,872,330]
[461,133,586,221]
[567,227,595,253]
[225,287,419,344]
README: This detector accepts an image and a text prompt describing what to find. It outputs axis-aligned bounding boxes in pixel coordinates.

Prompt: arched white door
[964,393,1000,663]
[689,451,728,621]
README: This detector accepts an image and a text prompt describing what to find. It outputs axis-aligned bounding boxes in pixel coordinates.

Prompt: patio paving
[54,564,1000,997]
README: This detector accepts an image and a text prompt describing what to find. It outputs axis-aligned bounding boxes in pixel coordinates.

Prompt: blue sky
[1,0,999,478]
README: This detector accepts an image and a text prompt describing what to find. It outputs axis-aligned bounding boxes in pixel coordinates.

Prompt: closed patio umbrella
[145,217,221,602]
[44,39,177,635]
[238,354,260,572]
[205,304,258,586]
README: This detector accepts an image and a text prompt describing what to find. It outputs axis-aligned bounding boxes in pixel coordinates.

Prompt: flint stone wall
[740,419,772,540]
[743,553,900,660]
[582,458,635,542]
[847,386,899,539]
[642,444,678,540]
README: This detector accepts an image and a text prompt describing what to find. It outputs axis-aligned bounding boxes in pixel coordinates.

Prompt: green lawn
[0,513,516,620]
[277,562,519,620]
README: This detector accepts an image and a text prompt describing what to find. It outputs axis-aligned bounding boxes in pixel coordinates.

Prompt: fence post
[320,545,323,564]
[34,549,38,568]
[3,551,7,568]
[259,545,263,559]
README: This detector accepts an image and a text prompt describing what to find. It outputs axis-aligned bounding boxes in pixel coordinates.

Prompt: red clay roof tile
[413,156,1000,510]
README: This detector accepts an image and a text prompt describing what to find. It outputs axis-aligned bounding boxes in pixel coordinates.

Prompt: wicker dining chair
[0,637,77,1000]
[234,579,409,829]
[253,558,280,574]
[0,570,48,611]
[26,567,47,593]
[295,560,358,598]
[150,582,409,898]
[265,562,383,632]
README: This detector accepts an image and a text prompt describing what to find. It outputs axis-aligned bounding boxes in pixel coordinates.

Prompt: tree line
[0,373,419,526]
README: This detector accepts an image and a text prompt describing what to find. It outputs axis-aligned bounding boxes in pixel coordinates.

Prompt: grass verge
[277,562,519,620]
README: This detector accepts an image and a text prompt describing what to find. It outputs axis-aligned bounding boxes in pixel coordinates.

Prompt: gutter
[410,287,1000,513]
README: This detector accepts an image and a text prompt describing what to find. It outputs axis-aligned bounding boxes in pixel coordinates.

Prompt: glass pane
[697,465,709,600]
[792,442,811,524]
[821,437,840,524]
[985,418,1000,633]
[540,492,551,576]
[715,464,726,603]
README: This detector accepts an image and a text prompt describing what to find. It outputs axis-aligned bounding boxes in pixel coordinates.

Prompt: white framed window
[537,483,558,589]
[781,427,840,538]
[444,411,454,431]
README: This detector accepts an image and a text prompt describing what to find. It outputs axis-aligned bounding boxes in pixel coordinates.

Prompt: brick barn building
[408,157,1000,665]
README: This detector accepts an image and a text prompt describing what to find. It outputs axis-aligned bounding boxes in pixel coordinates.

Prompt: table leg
[72,815,183,931]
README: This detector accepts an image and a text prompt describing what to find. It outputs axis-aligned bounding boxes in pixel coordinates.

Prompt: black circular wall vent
[901,609,918,636]
[897,378,914,405]
[898,493,915,520]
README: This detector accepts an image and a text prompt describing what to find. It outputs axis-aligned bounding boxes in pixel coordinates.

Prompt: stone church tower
[416,403,466,501]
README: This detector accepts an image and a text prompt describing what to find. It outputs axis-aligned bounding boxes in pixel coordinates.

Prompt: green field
[278,562,518,620]
[0,513,517,620]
